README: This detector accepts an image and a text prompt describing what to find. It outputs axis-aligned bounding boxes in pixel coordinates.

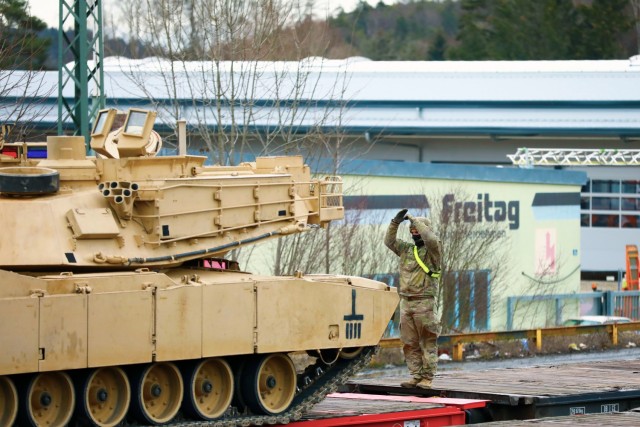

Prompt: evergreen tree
[395,15,409,41]
[447,0,635,60]
[428,29,447,60]
[364,31,397,60]
[573,0,635,59]
[328,0,459,61]
[0,0,50,69]
[489,0,577,60]
[447,0,492,60]
[440,0,458,36]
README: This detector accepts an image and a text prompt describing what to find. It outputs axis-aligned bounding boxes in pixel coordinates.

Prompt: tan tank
[0,109,399,427]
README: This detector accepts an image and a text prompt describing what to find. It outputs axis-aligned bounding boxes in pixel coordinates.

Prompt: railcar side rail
[380,321,640,361]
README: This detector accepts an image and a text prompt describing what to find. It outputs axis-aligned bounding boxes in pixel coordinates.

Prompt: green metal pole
[75,0,89,144]
[58,0,104,150]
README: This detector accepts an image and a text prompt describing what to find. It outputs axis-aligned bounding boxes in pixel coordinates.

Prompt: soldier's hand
[392,208,408,224]
[405,213,416,223]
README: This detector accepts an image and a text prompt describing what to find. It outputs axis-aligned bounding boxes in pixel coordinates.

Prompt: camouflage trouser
[400,297,441,381]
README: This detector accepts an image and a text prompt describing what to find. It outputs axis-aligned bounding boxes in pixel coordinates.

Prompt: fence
[373,274,639,339]
[371,270,492,337]
[506,290,640,330]
[378,287,640,361]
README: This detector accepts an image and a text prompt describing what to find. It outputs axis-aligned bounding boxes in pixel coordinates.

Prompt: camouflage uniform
[384,215,442,386]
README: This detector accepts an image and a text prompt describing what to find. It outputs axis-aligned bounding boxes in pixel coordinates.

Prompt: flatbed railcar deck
[346,359,640,421]
[473,411,640,426]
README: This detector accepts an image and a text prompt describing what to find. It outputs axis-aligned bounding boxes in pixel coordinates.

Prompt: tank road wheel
[0,376,18,426]
[18,372,75,427]
[339,347,364,360]
[241,353,297,415]
[77,367,130,427]
[182,358,234,420]
[130,362,183,425]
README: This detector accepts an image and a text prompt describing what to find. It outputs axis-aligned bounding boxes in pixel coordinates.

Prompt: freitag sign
[440,192,581,232]
[442,193,520,230]
[342,191,580,233]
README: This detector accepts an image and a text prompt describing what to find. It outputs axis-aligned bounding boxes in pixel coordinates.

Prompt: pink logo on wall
[535,228,556,276]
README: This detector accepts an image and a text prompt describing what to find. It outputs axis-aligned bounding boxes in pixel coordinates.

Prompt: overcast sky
[27,0,399,29]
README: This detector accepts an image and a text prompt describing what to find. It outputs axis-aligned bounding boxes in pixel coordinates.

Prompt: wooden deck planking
[473,411,640,425]
[351,359,640,400]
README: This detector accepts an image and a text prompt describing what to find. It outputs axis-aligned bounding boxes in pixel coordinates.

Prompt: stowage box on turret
[0,109,399,427]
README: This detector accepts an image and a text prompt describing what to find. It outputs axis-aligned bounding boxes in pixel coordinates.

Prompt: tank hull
[0,269,398,375]
[0,268,398,425]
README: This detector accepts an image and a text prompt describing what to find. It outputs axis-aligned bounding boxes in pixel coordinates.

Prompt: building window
[622,180,640,194]
[592,180,620,193]
[592,197,620,210]
[622,215,640,228]
[582,179,640,229]
[622,198,640,211]
[591,214,619,228]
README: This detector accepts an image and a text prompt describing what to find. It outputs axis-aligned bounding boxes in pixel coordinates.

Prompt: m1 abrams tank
[0,109,399,427]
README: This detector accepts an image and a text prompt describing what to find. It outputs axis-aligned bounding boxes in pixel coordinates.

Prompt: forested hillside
[5,0,639,71]
[326,0,638,60]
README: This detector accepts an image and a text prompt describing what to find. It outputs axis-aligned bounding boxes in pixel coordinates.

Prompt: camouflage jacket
[384,217,442,298]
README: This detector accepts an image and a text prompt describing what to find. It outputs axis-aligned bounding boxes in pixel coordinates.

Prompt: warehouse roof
[3,56,640,136]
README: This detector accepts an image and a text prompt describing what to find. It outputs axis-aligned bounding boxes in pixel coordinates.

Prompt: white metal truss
[508,148,640,166]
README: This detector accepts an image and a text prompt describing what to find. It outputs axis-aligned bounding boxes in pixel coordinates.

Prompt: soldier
[384,208,443,389]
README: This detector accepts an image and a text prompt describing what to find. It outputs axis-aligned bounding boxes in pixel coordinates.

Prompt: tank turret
[1,109,343,271]
[0,109,399,427]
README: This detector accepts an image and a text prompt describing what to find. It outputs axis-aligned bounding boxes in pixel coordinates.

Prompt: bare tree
[509,249,582,329]
[104,0,147,58]
[0,70,54,143]
[414,186,512,333]
[0,1,55,144]
[268,205,396,277]
[106,0,362,166]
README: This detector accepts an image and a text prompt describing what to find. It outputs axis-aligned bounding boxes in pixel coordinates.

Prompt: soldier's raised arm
[384,208,408,256]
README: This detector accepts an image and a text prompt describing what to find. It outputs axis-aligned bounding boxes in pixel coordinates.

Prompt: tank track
[133,346,376,427]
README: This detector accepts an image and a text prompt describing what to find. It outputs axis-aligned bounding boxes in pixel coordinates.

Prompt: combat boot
[416,378,433,389]
[400,377,421,388]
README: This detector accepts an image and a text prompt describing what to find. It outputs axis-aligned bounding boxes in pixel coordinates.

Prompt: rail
[506,290,640,330]
[379,321,640,361]
[508,147,640,166]
[318,175,343,208]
